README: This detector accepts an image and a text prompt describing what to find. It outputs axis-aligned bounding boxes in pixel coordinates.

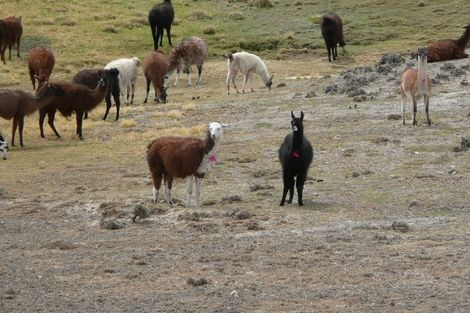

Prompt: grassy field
[1,0,470,312]
[1,0,470,86]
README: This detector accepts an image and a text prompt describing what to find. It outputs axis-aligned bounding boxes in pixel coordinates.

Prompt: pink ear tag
[208,155,217,163]
[292,151,300,158]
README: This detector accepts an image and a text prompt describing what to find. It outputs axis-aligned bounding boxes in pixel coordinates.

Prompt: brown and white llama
[147,122,224,209]
[39,75,109,140]
[0,16,23,64]
[0,83,65,146]
[27,47,55,91]
[427,25,470,63]
[167,36,208,86]
[143,50,169,103]
[400,47,431,126]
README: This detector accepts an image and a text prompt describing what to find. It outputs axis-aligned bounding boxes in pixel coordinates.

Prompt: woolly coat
[104,57,140,97]
[168,36,208,73]
[226,51,271,85]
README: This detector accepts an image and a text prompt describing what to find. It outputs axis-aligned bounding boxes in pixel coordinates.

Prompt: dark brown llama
[27,47,55,91]
[73,68,120,120]
[320,13,345,62]
[427,25,470,63]
[0,83,65,146]
[39,76,109,140]
[0,16,22,64]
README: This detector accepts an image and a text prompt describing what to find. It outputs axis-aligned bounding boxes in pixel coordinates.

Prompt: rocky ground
[1,54,469,312]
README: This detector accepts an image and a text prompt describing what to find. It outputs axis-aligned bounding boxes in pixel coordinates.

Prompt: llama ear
[220,123,228,128]
[270,74,274,81]
[301,111,304,120]
[98,70,102,78]
[291,111,295,119]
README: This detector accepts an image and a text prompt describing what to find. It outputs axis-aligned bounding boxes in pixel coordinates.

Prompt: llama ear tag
[292,151,300,158]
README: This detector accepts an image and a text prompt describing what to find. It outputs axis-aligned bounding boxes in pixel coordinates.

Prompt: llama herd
[1,2,470,209]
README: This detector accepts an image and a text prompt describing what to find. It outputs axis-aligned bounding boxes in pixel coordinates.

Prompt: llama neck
[203,133,218,156]
[417,57,428,84]
[457,29,470,47]
[292,130,304,150]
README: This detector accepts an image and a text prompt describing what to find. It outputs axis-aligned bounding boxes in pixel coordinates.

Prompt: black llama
[148,0,174,49]
[278,111,313,206]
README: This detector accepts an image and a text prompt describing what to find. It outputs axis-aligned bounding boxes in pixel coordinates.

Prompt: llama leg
[144,78,151,103]
[113,91,121,121]
[157,27,163,47]
[16,38,21,58]
[151,24,157,51]
[29,68,36,90]
[195,177,202,209]
[186,176,194,208]
[327,45,332,62]
[103,92,112,120]
[166,26,172,47]
[174,69,181,86]
[226,71,233,95]
[39,110,47,138]
[242,71,250,93]
[47,110,61,138]
[151,172,162,203]
[167,176,173,205]
[126,87,130,105]
[187,67,192,86]
[411,97,418,126]
[424,94,431,126]
[287,179,295,204]
[18,117,24,147]
[8,45,12,61]
[130,83,135,105]
[296,173,306,206]
[401,94,406,125]
[11,118,17,146]
[197,65,203,84]
[76,112,83,140]
[280,175,295,206]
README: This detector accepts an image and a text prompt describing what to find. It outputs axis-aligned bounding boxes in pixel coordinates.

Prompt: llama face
[159,86,168,103]
[0,135,8,160]
[208,122,223,141]
[266,74,274,90]
[291,111,304,132]
[417,47,428,61]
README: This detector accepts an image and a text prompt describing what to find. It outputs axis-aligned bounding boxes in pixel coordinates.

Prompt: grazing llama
[224,51,273,94]
[143,50,169,103]
[167,36,208,86]
[27,47,55,91]
[400,47,431,126]
[147,122,224,209]
[320,13,345,62]
[279,111,313,206]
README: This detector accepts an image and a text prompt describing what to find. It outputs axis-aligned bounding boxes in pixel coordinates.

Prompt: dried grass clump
[229,12,245,20]
[182,102,196,111]
[166,110,183,120]
[103,26,118,33]
[251,0,273,8]
[187,10,211,21]
[203,26,216,35]
[120,119,137,128]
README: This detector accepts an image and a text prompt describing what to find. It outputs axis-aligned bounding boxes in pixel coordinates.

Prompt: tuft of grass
[229,12,245,20]
[187,10,211,21]
[203,26,216,35]
[251,0,273,8]
[120,119,137,128]
[167,110,183,120]
[103,26,119,33]
[182,102,196,111]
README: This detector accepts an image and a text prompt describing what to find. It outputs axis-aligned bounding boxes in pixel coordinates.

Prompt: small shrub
[120,119,137,128]
[187,10,211,21]
[103,26,118,33]
[229,12,245,20]
[252,0,273,8]
[203,26,216,35]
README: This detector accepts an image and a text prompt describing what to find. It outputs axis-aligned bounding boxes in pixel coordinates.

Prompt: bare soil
[1,54,470,312]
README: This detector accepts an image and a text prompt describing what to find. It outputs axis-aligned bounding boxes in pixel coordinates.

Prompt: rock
[187,277,208,287]
[100,219,124,230]
[391,221,410,233]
